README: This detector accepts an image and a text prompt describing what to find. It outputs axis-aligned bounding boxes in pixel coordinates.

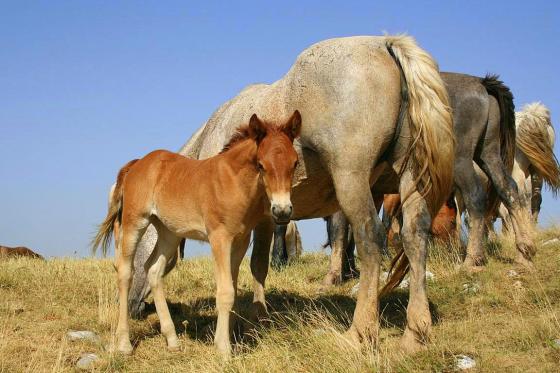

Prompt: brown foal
[93,111,301,356]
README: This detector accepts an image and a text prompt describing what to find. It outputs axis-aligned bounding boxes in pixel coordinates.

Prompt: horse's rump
[516,102,560,195]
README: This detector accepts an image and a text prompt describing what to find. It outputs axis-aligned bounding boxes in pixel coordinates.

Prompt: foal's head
[249,111,301,224]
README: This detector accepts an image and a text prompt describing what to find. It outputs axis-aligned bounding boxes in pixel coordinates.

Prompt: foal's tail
[384,35,454,216]
[91,159,139,256]
[480,74,516,215]
[381,35,454,295]
[516,102,560,195]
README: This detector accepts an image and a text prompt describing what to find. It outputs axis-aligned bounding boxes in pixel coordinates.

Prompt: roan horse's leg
[115,217,150,354]
[398,170,432,352]
[479,99,535,267]
[323,212,352,286]
[271,223,288,269]
[144,223,181,351]
[250,219,274,320]
[332,170,384,344]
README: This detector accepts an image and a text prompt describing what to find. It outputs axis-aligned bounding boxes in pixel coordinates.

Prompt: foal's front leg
[209,231,235,357]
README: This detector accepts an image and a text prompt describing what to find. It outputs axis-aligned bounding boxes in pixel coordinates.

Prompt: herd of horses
[92,34,559,357]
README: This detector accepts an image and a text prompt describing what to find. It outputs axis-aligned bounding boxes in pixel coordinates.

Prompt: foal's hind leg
[115,215,150,354]
[145,223,181,351]
[399,170,432,352]
[209,230,236,357]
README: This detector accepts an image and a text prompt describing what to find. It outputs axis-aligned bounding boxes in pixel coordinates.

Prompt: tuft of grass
[0,227,559,371]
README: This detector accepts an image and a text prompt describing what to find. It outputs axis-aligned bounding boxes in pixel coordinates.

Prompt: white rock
[462,283,479,294]
[507,269,519,278]
[455,354,476,370]
[381,271,390,282]
[513,280,524,290]
[552,338,560,348]
[76,353,99,370]
[398,278,410,289]
[350,282,360,297]
[542,237,560,246]
[67,330,100,343]
[425,270,435,281]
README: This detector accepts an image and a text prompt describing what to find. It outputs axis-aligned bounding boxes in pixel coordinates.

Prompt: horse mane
[220,120,282,154]
[220,125,253,153]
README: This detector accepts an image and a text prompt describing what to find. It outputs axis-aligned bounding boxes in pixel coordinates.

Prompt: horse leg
[332,170,384,345]
[230,234,251,338]
[454,157,487,268]
[145,224,181,351]
[271,224,288,269]
[115,216,149,354]
[209,230,235,357]
[323,211,351,286]
[399,170,432,352]
[479,105,536,267]
[531,173,543,222]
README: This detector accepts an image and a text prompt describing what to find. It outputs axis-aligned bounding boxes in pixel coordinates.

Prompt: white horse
[499,103,559,230]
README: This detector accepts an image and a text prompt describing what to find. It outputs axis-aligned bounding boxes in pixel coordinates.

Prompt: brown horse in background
[0,245,45,260]
[383,194,458,244]
[93,111,301,357]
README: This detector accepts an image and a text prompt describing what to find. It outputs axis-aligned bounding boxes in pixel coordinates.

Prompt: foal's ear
[282,110,302,141]
[248,113,267,143]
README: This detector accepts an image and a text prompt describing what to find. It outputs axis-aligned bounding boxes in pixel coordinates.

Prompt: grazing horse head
[249,110,301,224]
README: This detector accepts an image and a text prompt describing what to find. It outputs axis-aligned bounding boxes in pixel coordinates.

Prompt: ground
[1,227,559,372]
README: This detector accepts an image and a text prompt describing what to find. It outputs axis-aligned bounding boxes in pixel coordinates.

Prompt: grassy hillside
[1,228,559,372]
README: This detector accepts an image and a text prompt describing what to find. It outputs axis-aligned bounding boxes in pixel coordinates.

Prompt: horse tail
[380,248,409,298]
[516,102,560,195]
[91,159,139,256]
[384,35,454,216]
[480,74,516,215]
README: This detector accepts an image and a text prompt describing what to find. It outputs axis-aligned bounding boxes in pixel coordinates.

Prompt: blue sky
[1,1,558,258]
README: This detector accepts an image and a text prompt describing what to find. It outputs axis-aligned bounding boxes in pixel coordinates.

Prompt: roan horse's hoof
[400,328,428,355]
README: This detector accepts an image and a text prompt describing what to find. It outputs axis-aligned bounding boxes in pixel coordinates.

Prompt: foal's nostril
[272,206,278,215]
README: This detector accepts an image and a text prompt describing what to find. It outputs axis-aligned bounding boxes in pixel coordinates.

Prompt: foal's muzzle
[271,203,293,224]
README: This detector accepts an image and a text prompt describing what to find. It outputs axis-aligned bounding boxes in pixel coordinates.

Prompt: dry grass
[1,227,559,372]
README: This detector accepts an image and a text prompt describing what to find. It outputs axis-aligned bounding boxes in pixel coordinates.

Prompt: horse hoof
[462,255,486,270]
[341,327,361,349]
[322,272,342,287]
[116,342,134,355]
[167,340,181,352]
[515,253,535,272]
[400,330,427,354]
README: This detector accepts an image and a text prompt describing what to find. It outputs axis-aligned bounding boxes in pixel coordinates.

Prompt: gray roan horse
[113,35,454,351]
[303,73,537,287]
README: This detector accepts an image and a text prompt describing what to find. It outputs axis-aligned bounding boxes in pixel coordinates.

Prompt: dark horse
[273,73,536,285]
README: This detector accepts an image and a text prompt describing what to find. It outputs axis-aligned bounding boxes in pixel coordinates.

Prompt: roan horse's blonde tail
[516,102,560,195]
[91,159,139,256]
[381,35,455,296]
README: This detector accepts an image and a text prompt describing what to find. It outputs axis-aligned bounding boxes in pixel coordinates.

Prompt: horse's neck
[217,140,262,196]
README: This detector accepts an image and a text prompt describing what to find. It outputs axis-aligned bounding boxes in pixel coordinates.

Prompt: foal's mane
[220,121,280,153]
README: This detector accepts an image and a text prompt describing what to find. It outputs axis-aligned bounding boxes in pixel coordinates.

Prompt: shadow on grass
[137,287,440,347]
